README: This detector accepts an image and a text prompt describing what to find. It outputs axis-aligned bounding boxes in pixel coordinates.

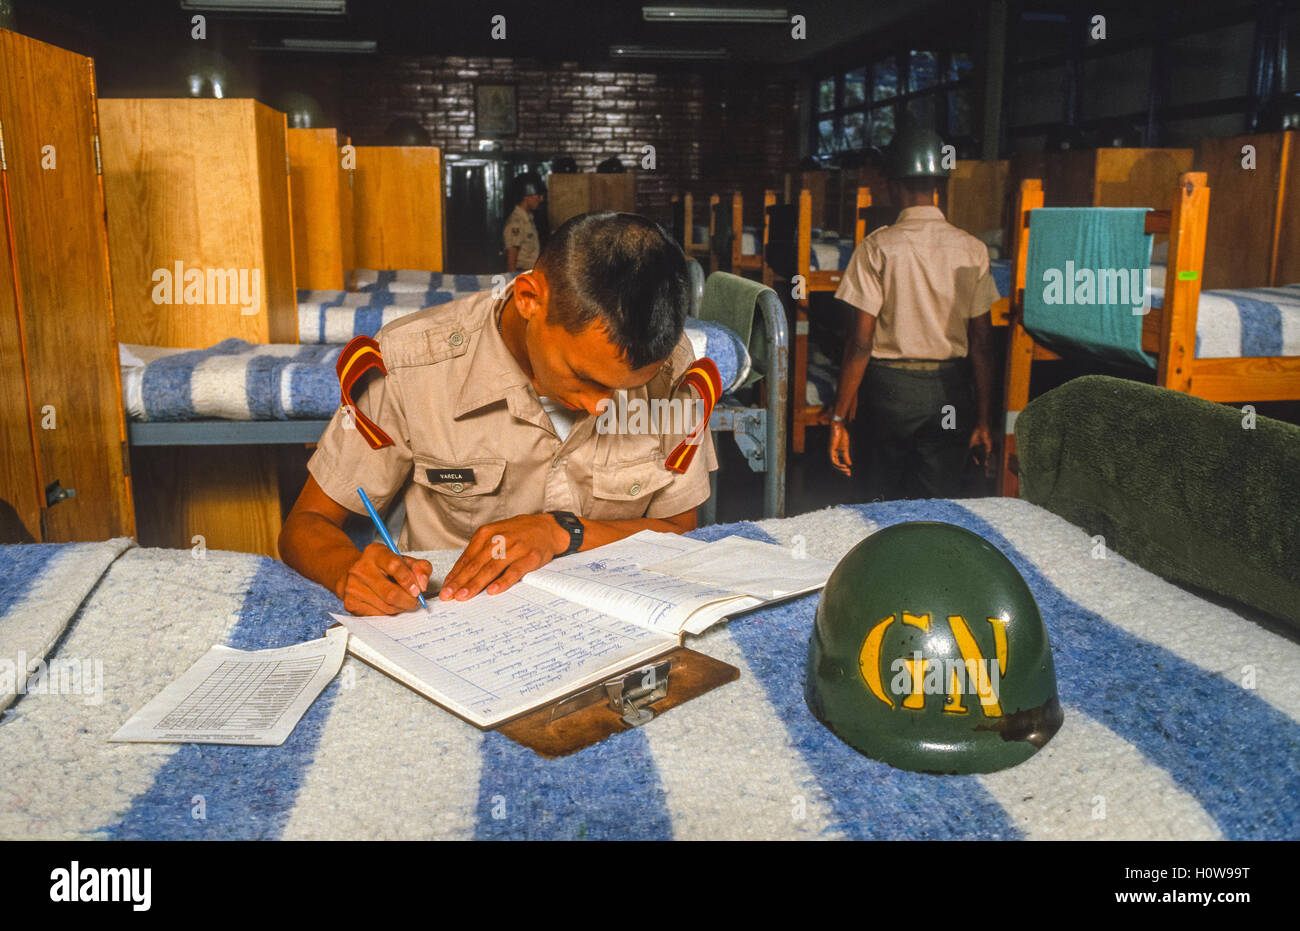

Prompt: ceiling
[17,0,951,67]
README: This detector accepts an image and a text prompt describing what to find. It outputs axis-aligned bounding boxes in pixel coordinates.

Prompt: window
[811,48,978,157]
[870,106,895,147]
[873,57,898,101]
[817,118,836,155]
[817,77,836,112]
[909,50,938,93]
[844,68,866,107]
[843,111,865,149]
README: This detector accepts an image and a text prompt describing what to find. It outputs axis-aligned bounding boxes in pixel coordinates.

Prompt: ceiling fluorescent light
[181,0,347,14]
[252,38,377,53]
[642,6,787,23]
[611,44,731,60]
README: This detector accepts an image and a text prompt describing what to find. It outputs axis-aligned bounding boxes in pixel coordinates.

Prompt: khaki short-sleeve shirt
[835,205,997,359]
[503,205,540,269]
[307,287,717,551]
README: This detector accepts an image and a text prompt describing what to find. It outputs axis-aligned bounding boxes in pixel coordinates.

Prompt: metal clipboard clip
[548,658,674,729]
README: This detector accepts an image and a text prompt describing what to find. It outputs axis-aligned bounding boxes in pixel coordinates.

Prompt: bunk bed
[998,172,1300,496]
[122,260,787,547]
[763,185,877,453]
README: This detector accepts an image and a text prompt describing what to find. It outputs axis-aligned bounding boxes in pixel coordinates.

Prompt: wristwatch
[549,510,584,556]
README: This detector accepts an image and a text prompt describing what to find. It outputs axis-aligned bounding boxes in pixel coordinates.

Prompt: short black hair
[536,212,690,370]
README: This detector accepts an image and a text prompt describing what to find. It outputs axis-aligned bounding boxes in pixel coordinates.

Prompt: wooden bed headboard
[1008,147,1194,251]
[288,127,355,291]
[98,98,297,347]
[947,159,1009,238]
[352,145,444,272]
[1010,148,1194,207]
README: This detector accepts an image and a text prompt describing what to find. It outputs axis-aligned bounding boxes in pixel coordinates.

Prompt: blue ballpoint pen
[357,486,430,612]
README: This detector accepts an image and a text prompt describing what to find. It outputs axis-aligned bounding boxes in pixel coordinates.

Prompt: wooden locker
[353,145,443,271]
[547,173,637,229]
[288,127,355,291]
[1197,132,1290,290]
[98,98,297,347]
[0,28,135,543]
[947,159,1009,238]
[1273,133,1300,286]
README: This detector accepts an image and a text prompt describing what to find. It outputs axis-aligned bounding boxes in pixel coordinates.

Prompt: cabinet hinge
[93,134,102,175]
[0,119,7,171]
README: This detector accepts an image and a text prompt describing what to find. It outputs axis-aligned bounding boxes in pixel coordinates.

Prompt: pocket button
[629,482,641,496]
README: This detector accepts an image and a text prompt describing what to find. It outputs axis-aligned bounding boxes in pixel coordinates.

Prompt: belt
[872,358,961,371]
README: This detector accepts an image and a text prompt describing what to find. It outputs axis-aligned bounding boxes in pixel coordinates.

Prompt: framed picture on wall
[475,84,518,137]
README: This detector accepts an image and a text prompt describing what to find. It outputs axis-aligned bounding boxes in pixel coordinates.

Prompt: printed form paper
[110,626,347,746]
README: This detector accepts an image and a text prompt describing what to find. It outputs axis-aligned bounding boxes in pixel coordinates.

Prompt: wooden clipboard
[495,646,739,758]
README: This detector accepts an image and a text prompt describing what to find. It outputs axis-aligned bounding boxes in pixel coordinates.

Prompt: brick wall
[340,56,801,226]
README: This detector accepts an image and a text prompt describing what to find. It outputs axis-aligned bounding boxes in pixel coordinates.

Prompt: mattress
[120,322,752,423]
[299,272,511,345]
[1149,277,1300,359]
[119,340,343,422]
[3,497,1296,839]
[991,259,1298,359]
[352,269,504,294]
[809,238,856,272]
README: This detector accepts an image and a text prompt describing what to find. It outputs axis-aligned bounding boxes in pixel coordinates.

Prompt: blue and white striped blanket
[809,238,856,272]
[354,269,505,295]
[991,258,1012,299]
[119,340,343,422]
[299,273,509,345]
[1149,274,1300,359]
[2,497,1296,839]
[120,322,751,423]
[732,228,854,271]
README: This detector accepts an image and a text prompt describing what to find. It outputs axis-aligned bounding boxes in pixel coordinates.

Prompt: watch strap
[549,510,584,556]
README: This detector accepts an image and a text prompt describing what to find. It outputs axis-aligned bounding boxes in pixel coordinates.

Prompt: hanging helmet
[886,125,951,179]
[805,521,1063,774]
[383,116,431,147]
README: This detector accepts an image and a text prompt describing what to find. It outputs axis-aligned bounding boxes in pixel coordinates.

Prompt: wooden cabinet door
[0,185,41,540]
[0,28,134,541]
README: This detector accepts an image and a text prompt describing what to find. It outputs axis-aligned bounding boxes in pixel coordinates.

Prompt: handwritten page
[332,585,675,728]
[645,535,835,600]
[110,627,346,746]
[529,536,748,635]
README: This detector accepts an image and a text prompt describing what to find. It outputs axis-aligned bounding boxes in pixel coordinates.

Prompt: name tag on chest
[427,468,476,484]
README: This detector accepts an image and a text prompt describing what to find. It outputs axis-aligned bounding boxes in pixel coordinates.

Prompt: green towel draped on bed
[699,271,769,389]
[1024,208,1155,370]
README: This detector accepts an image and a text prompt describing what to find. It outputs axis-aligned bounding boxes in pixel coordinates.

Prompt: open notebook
[331,531,833,728]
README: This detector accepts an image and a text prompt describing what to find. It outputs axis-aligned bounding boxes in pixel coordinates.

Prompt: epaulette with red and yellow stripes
[335,335,394,450]
[664,356,722,474]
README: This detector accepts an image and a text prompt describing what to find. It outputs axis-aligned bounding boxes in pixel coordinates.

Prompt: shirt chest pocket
[411,455,508,539]
[586,455,675,521]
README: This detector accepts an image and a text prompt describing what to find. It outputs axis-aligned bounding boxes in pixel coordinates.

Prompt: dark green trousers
[853,360,973,501]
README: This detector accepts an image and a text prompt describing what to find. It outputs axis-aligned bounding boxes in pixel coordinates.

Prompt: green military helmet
[886,125,951,179]
[805,521,1063,774]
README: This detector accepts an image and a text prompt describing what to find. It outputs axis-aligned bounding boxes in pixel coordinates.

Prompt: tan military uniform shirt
[308,286,718,551]
[835,205,997,360]
[503,205,540,269]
